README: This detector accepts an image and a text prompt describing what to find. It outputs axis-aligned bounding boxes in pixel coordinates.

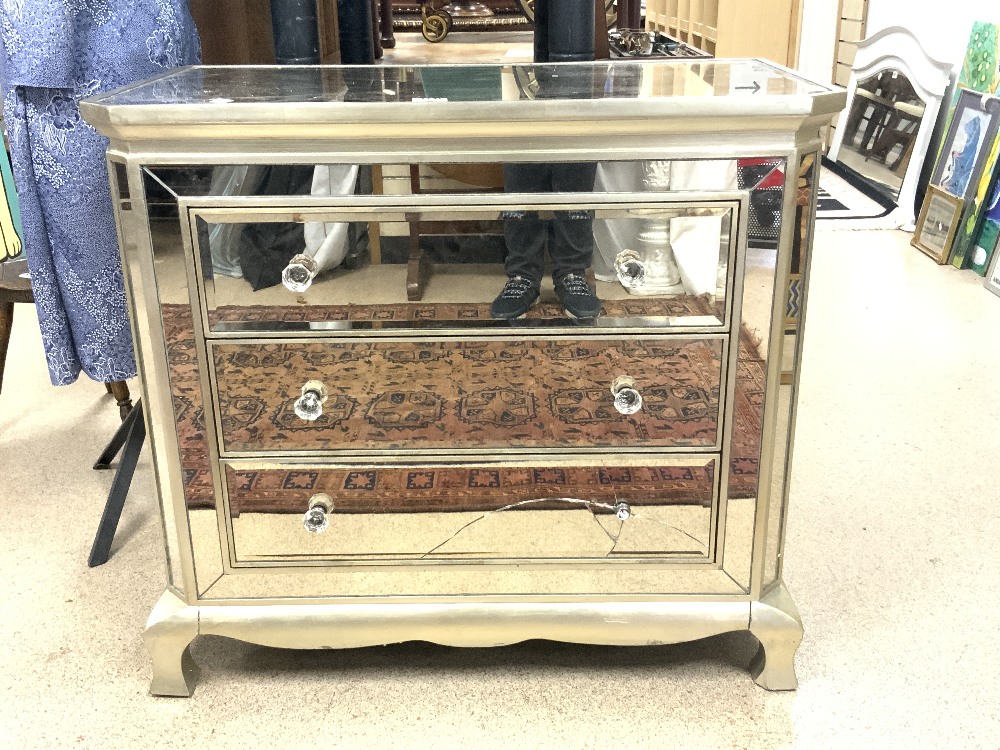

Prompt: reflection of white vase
[628,161,681,294]
[302,164,360,271]
[592,159,736,291]
[629,218,681,293]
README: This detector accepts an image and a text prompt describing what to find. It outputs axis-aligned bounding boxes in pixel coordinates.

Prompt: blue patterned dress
[1,1,199,385]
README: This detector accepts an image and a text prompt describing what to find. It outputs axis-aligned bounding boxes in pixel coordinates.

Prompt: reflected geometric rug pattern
[817,187,848,214]
[207,295,723,325]
[162,299,766,513]
[212,337,725,452]
[225,463,718,516]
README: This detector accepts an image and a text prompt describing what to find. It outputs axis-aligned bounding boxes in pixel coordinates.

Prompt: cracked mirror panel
[185,197,738,333]
[209,336,726,454]
[220,458,716,563]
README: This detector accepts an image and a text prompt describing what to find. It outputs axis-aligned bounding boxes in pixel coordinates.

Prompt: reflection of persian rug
[208,295,722,326]
[225,463,716,516]
[213,337,725,452]
[162,299,765,512]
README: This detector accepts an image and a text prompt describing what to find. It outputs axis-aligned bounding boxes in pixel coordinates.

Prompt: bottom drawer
[221,457,719,565]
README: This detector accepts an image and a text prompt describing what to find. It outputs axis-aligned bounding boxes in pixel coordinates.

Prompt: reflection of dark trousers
[503,162,598,283]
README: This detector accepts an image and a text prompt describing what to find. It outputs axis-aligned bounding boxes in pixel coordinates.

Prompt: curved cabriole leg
[748,582,803,691]
[143,590,199,697]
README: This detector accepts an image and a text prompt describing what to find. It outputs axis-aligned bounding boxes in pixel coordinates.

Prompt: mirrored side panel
[762,151,820,589]
[142,169,225,596]
[109,160,184,595]
[721,157,790,590]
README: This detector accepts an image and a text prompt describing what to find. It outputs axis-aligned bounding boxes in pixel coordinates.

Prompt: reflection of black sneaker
[491,276,540,320]
[554,272,601,319]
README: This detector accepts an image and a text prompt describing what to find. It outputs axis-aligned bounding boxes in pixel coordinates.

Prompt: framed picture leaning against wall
[931,89,1000,201]
[985,238,1000,297]
[913,185,964,263]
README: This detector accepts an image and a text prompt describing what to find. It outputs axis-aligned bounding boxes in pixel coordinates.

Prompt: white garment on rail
[303,164,360,272]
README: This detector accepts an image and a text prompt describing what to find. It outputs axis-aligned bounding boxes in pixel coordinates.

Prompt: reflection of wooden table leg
[892,135,916,178]
[370,165,383,265]
[595,0,610,59]
[107,380,134,420]
[618,0,641,28]
[371,0,383,59]
[860,102,891,159]
[406,168,429,300]
[379,0,396,48]
[406,218,430,301]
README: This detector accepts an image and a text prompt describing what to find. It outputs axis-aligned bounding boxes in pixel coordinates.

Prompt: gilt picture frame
[912,186,964,263]
[985,237,1000,297]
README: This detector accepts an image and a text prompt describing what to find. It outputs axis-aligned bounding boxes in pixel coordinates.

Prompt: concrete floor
[2,227,999,748]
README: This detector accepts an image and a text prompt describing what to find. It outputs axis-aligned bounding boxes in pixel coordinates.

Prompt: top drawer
[182,192,745,336]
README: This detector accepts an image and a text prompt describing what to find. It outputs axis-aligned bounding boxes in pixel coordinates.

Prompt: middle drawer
[209,336,727,455]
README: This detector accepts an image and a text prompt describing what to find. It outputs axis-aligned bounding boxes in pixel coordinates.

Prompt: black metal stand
[89,399,146,568]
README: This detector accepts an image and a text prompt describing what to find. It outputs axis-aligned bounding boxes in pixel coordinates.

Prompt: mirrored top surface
[92,61,833,107]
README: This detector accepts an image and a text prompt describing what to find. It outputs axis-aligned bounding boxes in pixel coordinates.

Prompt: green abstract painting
[960,22,1000,94]
[947,22,1000,269]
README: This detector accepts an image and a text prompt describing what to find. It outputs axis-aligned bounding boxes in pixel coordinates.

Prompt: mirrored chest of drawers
[82,60,844,696]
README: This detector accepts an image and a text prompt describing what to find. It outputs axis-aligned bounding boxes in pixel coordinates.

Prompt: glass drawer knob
[615,501,632,521]
[303,493,333,534]
[294,380,328,421]
[611,375,643,415]
[282,253,319,293]
[614,249,646,289]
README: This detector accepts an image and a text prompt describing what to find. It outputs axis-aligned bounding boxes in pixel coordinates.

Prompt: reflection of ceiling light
[208,97,233,104]
[383,89,395,96]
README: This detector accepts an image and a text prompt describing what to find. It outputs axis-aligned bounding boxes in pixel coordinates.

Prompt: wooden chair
[0,258,132,418]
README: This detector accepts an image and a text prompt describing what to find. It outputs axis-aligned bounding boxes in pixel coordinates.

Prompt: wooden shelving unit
[833,0,869,86]
[645,0,799,68]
